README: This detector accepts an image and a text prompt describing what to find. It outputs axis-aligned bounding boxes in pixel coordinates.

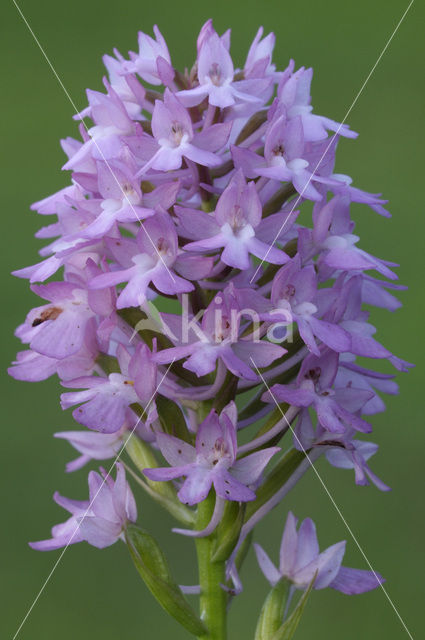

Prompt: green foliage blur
[2,1,423,638]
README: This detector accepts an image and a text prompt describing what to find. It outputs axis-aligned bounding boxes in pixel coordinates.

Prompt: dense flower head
[10,19,410,617]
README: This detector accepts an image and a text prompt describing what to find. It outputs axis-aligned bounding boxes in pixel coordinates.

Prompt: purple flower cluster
[10,19,410,628]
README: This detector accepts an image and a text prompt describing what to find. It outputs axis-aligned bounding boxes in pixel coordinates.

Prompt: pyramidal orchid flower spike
[10,19,411,640]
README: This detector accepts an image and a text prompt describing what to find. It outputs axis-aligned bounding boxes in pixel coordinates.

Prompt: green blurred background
[2,0,423,638]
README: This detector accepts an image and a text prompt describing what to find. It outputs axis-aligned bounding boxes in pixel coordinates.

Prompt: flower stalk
[195,494,228,640]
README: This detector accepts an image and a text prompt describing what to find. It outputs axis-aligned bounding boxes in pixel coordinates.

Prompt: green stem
[195,495,227,640]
